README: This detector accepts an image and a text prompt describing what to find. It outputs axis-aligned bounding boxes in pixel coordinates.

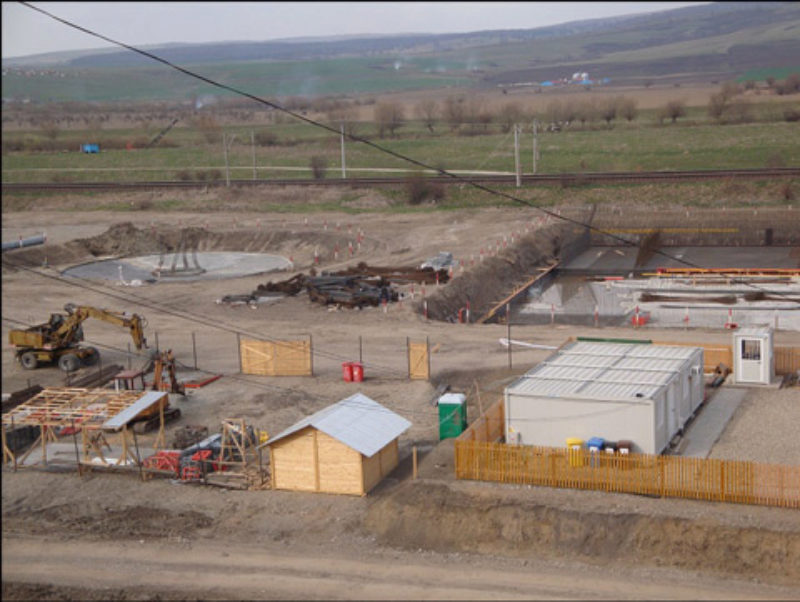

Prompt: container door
[666,386,677,439]
[738,338,763,383]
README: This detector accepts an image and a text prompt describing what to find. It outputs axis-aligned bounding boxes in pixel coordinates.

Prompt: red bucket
[342,362,353,382]
[351,362,364,382]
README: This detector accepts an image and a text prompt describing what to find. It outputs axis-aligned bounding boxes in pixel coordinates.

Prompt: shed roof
[507,341,700,402]
[266,393,411,458]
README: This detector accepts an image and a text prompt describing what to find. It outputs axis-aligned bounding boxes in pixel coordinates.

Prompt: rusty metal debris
[220,263,447,309]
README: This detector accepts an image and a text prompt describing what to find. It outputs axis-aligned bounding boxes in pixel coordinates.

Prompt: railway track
[3,167,798,192]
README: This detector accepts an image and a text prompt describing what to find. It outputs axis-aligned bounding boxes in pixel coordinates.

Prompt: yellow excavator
[9,303,147,372]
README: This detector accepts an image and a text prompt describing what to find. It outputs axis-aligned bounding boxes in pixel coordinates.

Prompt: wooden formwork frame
[218,418,256,472]
[1,387,166,469]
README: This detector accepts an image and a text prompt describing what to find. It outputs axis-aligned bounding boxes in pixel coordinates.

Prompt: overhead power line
[16,1,718,269]
[14,4,786,306]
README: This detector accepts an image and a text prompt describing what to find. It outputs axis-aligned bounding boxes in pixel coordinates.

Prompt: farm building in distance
[504,341,704,454]
[266,393,411,496]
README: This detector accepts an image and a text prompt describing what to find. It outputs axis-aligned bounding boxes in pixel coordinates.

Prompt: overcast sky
[3,1,707,59]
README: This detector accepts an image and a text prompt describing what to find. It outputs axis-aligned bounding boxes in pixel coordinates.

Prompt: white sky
[2,1,707,59]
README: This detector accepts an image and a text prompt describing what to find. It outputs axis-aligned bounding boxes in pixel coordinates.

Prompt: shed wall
[317,430,364,495]
[362,438,400,494]
[271,428,316,491]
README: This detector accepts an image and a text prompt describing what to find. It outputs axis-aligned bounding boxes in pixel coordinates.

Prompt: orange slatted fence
[454,399,800,509]
[775,347,800,375]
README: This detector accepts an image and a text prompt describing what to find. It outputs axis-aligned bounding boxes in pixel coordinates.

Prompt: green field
[1,57,474,103]
[3,116,799,186]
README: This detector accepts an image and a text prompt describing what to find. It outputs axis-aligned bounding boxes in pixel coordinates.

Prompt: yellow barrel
[566,437,584,467]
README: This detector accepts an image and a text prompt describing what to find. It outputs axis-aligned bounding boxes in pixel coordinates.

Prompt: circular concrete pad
[63,252,292,283]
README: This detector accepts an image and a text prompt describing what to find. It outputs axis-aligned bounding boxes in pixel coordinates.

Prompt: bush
[310,156,328,180]
[195,169,222,182]
[176,169,194,181]
[405,172,445,205]
[784,108,800,122]
[781,181,795,201]
[254,131,278,146]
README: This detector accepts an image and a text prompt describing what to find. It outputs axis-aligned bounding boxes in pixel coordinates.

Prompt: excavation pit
[514,246,800,330]
[62,252,293,283]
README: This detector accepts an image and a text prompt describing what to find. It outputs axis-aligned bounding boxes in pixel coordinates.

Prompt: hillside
[2,2,799,102]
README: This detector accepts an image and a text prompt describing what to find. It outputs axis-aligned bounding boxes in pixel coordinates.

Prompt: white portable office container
[504,341,704,454]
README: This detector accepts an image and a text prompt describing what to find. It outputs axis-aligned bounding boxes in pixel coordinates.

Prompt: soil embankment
[365,480,800,585]
[1,222,373,271]
[423,221,588,322]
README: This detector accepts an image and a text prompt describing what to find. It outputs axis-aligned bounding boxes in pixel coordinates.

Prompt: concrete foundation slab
[678,388,748,458]
[63,252,292,283]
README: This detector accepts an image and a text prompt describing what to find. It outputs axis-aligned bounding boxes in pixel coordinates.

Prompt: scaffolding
[1,387,168,470]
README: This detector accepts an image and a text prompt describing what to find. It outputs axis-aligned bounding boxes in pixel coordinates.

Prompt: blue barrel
[587,437,605,451]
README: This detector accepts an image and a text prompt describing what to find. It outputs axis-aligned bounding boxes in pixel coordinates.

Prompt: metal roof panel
[266,393,411,457]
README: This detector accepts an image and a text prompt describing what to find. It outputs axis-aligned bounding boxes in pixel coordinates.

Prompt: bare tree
[707,92,729,121]
[618,96,638,122]
[498,101,525,133]
[327,106,360,137]
[599,97,618,127]
[575,99,596,127]
[442,96,465,131]
[708,81,744,121]
[374,102,405,138]
[414,99,439,133]
[39,118,60,140]
[460,96,492,134]
[662,100,687,124]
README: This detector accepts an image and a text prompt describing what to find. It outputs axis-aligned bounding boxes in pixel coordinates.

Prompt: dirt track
[3,207,800,599]
[3,536,798,600]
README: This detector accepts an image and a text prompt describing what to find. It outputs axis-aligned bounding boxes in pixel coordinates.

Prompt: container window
[741,339,761,361]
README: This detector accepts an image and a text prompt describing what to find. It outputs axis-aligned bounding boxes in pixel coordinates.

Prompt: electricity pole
[251,130,256,180]
[514,124,521,188]
[532,119,539,174]
[223,133,237,187]
[340,122,347,179]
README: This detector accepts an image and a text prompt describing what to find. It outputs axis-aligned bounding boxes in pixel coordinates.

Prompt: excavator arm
[54,304,148,349]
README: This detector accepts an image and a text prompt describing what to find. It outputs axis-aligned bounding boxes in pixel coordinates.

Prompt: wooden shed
[266,393,411,496]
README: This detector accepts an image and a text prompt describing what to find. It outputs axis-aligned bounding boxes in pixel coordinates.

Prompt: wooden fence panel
[654,341,733,371]
[408,341,430,380]
[240,338,312,376]
[454,439,800,509]
[775,347,800,375]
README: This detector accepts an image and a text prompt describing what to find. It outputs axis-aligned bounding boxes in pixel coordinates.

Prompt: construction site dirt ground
[2,208,800,600]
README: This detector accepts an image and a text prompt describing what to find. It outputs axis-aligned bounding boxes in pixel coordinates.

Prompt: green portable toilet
[438,393,467,440]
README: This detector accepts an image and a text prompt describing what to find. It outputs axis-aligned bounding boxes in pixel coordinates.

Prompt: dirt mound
[5,502,213,539]
[423,222,579,322]
[80,222,175,257]
[2,222,376,270]
[364,480,800,584]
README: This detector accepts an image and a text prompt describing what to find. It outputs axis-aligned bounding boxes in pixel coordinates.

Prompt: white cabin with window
[733,326,774,385]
